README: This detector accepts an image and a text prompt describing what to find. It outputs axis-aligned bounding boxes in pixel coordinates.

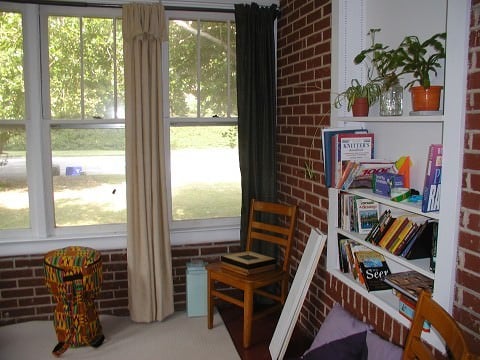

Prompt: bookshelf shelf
[335,115,444,124]
[327,0,468,353]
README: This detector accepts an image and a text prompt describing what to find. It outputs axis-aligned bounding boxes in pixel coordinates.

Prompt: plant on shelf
[354,28,402,91]
[354,29,405,116]
[333,79,382,117]
[395,32,446,112]
[396,32,446,89]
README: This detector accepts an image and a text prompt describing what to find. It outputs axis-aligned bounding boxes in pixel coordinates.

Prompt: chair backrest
[245,199,297,272]
[403,290,474,360]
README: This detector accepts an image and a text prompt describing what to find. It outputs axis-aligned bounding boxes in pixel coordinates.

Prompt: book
[377,216,407,249]
[342,159,397,189]
[333,133,374,187]
[338,238,350,273]
[401,220,437,260]
[382,270,434,302]
[364,209,391,243]
[386,218,414,252]
[348,243,370,285]
[371,211,394,245]
[355,198,379,235]
[321,127,367,187]
[220,261,276,275]
[221,251,276,275]
[398,294,431,332]
[390,221,417,254]
[354,250,392,291]
[421,144,443,212]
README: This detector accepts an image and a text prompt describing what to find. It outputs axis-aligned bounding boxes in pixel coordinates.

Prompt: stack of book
[382,270,434,331]
[338,240,392,292]
[339,194,380,234]
[220,251,276,275]
[364,210,436,258]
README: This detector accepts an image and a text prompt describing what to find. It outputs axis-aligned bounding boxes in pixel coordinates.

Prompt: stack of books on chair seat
[221,251,276,275]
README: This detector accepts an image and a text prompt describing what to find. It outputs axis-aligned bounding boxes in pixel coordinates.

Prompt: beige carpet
[0,312,240,360]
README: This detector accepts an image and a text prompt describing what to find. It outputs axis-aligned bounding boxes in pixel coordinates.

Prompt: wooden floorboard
[217,302,312,360]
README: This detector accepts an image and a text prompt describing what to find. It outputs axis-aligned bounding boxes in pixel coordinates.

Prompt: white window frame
[0,3,248,256]
[0,3,126,256]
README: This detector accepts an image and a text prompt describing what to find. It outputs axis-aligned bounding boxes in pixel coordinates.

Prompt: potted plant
[334,79,382,117]
[395,32,446,112]
[354,29,405,116]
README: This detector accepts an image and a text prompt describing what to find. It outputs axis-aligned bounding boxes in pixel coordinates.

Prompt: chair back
[403,290,474,360]
[245,199,297,272]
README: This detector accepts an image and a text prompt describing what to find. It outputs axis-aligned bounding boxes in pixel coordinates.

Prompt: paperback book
[355,198,380,235]
[382,270,434,302]
[321,127,367,187]
[332,133,374,187]
[421,144,442,212]
[354,250,392,291]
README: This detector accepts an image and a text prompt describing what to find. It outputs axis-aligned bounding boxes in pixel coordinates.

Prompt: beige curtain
[123,3,174,322]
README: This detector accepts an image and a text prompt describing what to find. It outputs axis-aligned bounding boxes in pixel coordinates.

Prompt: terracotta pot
[410,85,443,112]
[352,97,369,117]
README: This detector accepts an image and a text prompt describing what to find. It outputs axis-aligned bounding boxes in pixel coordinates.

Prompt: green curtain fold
[235,3,279,250]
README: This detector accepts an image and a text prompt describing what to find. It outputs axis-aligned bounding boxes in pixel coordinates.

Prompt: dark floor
[217,302,312,360]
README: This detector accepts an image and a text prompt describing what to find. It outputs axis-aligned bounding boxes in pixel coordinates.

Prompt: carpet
[0,312,239,360]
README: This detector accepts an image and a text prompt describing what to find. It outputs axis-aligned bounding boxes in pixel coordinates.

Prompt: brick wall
[0,241,239,326]
[457,0,480,350]
[277,0,480,355]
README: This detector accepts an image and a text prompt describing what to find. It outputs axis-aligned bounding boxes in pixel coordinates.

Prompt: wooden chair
[207,199,297,348]
[403,290,477,360]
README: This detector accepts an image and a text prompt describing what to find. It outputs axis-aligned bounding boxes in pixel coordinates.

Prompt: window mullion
[196,19,201,118]
[80,16,85,120]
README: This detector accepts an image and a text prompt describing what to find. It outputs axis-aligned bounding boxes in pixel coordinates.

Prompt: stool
[44,246,104,357]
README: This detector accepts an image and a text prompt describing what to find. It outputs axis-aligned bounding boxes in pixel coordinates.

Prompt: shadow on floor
[217,302,312,360]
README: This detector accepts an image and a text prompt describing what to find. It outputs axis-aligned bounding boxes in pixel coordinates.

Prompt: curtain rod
[1,0,235,12]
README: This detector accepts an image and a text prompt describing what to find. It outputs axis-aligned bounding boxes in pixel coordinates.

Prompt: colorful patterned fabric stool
[44,246,104,357]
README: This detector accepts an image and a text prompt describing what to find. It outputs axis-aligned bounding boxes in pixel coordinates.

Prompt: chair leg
[243,287,253,348]
[207,273,214,329]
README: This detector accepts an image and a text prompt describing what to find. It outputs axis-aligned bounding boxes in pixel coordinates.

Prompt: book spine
[392,222,418,255]
[372,212,394,245]
[388,220,414,253]
[378,216,404,248]
[421,144,443,212]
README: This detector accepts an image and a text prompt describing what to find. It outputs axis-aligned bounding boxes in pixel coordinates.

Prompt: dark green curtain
[235,3,279,249]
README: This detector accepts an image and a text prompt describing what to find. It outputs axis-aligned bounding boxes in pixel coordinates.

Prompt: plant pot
[352,97,369,117]
[410,85,443,112]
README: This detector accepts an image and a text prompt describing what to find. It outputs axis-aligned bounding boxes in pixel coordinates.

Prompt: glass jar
[380,83,403,116]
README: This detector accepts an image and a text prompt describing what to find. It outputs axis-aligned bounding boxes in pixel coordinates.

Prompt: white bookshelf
[327,0,470,352]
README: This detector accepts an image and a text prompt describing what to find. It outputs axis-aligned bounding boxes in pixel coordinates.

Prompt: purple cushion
[366,331,402,360]
[307,303,372,351]
[301,331,368,360]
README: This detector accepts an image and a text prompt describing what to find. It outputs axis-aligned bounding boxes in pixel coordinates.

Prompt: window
[166,12,241,240]
[0,3,125,250]
[0,9,29,230]
[0,4,240,252]
[42,7,126,228]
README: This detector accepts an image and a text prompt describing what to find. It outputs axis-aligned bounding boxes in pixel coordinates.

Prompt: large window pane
[0,11,24,120]
[169,20,197,118]
[169,19,236,118]
[170,126,240,220]
[200,21,226,117]
[0,127,29,229]
[51,128,126,226]
[48,16,123,120]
